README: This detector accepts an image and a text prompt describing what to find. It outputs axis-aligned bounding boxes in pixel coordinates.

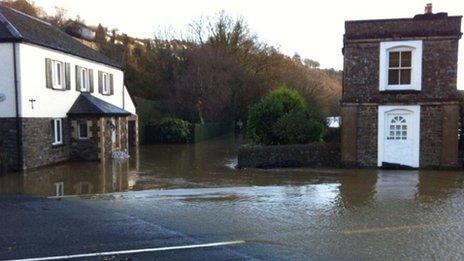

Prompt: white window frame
[102,72,110,95]
[52,118,63,145]
[79,67,90,92]
[52,60,65,90]
[379,40,422,91]
[78,122,89,140]
[54,182,64,196]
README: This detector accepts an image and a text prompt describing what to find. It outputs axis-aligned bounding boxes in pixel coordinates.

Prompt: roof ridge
[0,8,21,38]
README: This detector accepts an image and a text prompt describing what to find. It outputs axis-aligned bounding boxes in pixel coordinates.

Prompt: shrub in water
[272,110,325,144]
[147,118,192,143]
[246,87,325,145]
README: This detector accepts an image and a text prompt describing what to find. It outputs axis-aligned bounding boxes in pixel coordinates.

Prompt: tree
[303,59,320,69]
[47,6,67,27]
[1,0,41,17]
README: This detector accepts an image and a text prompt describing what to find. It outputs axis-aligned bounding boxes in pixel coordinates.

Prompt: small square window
[388,50,412,86]
[78,122,88,140]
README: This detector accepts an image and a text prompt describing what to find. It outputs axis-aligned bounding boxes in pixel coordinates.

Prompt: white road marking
[6,240,246,261]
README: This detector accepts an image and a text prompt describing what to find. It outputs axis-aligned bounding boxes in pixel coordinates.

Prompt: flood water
[1,135,464,200]
[3,136,464,259]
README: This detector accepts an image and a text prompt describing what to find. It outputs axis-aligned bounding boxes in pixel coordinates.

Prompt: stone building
[0,6,138,171]
[341,5,462,168]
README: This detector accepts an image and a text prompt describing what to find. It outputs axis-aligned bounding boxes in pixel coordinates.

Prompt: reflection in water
[0,156,139,196]
[1,135,464,209]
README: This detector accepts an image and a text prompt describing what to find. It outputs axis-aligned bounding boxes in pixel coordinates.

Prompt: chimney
[424,3,433,14]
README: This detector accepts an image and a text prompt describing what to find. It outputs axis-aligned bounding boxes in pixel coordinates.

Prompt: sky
[34,0,464,88]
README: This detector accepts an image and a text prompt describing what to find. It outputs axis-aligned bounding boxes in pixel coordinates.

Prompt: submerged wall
[237,142,340,169]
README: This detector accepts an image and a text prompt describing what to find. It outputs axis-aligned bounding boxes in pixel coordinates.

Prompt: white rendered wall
[18,43,126,118]
[123,85,136,115]
[0,43,17,117]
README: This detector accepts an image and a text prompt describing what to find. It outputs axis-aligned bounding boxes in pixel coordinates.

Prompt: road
[2,179,464,260]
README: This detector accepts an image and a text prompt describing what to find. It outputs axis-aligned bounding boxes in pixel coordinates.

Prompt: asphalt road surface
[3,178,464,260]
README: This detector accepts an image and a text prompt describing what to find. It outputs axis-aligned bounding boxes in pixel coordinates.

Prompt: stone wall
[21,118,70,170]
[420,105,443,167]
[127,115,139,147]
[343,39,461,104]
[70,118,100,161]
[2,115,136,171]
[0,118,19,171]
[356,106,378,167]
[341,14,462,169]
[341,104,461,168]
[237,142,340,169]
[101,116,129,159]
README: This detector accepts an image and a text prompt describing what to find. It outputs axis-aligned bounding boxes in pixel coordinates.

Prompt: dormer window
[379,40,422,91]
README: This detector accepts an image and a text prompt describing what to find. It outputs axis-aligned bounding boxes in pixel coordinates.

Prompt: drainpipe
[12,42,22,171]
[122,85,125,110]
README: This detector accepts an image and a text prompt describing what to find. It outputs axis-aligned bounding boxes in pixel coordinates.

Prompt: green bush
[146,117,192,143]
[246,87,325,145]
[273,110,325,144]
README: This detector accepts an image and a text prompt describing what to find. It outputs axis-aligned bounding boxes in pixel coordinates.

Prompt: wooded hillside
[1,0,342,124]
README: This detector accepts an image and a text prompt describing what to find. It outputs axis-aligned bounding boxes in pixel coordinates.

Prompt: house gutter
[12,42,22,171]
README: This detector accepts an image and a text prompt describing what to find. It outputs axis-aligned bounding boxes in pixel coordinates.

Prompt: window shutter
[98,71,103,94]
[89,69,94,93]
[109,74,114,95]
[51,119,55,142]
[65,63,71,90]
[45,58,52,89]
[75,65,81,91]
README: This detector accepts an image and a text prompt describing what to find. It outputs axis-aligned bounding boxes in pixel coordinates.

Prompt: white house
[0,6,138,171]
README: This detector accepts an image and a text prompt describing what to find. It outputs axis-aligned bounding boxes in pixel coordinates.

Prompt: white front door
[378,106,420,168]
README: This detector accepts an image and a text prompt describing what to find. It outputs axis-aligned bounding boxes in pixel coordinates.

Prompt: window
[387,116,407,140]
[379,40,422,91]
[52,60,65,89]
[54,182,64,196]
[388,51,411,85]
[78,122,88,139]
[52,118,63,145]
[102,72,110,94]
[98,71,113,95]
[76,66,93,92]
[80,68,90,92]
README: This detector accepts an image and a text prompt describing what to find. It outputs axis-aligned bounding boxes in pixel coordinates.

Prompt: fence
[192,122,234,143]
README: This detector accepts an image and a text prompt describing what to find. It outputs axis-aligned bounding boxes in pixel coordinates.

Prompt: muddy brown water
[1,135,464,202]
[3,135,464,259]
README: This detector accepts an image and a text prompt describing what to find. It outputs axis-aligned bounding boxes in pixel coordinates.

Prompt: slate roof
[0,6,122,69]
[67,93,131,117]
